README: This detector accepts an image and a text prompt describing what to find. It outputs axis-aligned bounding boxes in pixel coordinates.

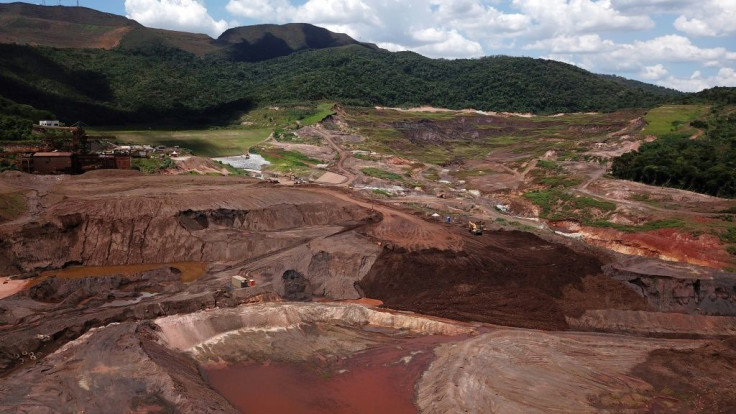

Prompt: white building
[39,120,60,127]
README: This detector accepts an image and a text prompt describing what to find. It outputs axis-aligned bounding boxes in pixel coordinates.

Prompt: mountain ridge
[0,2,377,61]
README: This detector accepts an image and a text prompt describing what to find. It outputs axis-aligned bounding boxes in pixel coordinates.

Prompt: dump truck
[468,220,484,235]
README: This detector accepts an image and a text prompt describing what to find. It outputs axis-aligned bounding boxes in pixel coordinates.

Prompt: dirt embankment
[0,321,239,413]
[0,176,375,274]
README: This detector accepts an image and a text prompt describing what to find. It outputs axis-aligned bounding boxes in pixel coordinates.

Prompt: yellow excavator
[468,220,484,235]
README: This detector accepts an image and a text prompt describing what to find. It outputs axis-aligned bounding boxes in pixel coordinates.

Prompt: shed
[232,275,247,289]
[32,152,75,174]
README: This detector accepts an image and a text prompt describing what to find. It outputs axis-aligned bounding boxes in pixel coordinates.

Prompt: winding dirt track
[312,125,356,186]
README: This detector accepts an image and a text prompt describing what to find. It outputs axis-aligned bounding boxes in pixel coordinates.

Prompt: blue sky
[8,0,736,92]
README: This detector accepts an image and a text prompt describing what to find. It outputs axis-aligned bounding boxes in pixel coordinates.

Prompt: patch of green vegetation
[536,160,559,170]
[240,103,335,129]
[131,157,175,174]
[524,189,617,223]
[423,167,440,181]
[0,159,17,172]
[719,227,736,244]
[524,189,570,214]
[212,160,249,176]
[252,147,319,172]
[642,105,708,137]
[536,176,582,188]
[353,153,379,161]
[99,128,271,157]
[361,168,403,181]
[573,196,616,211]
[726,245,736,256]
[372,189,393,197]
[630,193,650,202]
[0,191,27,222]
[590,218,688,232]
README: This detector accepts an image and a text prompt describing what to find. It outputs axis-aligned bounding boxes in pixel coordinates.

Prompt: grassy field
[251,146,321,173]
[92,104,336,158]
[642,105,709,137]
[240,103,335,128]
[92,128,272,157]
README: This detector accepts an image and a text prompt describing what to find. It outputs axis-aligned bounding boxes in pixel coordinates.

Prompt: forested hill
[0,39,680,126]
[0,2,376,60]
[612,88,736,198]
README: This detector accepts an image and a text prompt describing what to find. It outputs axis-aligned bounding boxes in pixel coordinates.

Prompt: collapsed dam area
[1,170,735,412]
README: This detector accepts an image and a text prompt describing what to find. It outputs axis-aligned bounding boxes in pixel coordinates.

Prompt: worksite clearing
[1,105,735,413]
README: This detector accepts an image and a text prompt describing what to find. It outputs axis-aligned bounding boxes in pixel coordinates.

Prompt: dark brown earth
[614,337,736,412]
[359,228,648,330]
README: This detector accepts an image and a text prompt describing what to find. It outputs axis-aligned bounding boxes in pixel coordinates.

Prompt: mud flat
[417,330,706,413]
[0,277,27,299]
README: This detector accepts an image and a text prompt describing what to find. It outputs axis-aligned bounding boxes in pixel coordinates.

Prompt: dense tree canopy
[0,43,679,126]
[612,107,736,198]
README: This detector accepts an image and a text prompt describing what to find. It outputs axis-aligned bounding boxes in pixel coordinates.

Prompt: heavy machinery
[468,220,484,235]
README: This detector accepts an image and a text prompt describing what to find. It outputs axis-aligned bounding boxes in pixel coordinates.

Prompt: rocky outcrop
[155,302,472,354]
[281,269,313,301]
[604,257,736,316]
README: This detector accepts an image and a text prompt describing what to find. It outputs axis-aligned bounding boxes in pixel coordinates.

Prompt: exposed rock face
[604,257,736,315]
[155,302,472,354]
[0,266,275,375]
[281,269,313,301]
[0,176,376,276]
[0,322,238,413]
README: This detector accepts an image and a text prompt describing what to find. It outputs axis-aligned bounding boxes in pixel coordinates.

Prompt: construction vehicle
[468,220,484,235]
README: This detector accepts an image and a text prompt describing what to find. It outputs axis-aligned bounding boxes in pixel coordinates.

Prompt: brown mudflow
[360,228,644,330]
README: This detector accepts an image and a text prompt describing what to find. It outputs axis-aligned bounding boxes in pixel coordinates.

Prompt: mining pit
[1,171,735,412]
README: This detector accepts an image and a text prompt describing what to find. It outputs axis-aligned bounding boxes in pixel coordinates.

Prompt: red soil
[583,227,731,269]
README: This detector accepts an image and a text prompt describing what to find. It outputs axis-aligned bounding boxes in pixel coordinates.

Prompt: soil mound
[359,229,645,330]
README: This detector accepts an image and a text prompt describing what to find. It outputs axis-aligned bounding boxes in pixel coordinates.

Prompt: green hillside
[612,94,736,198]
[0,42,680,126]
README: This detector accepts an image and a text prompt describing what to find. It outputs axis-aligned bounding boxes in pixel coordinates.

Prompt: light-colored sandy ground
[0,277,27,300]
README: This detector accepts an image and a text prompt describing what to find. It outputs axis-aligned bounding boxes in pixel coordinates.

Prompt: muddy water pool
[203,333,466,414]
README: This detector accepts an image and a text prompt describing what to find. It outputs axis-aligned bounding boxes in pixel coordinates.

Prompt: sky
[12,0,736,92]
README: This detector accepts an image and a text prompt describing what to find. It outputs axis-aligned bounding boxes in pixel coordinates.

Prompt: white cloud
[225,0,508,58]
[656,67,736,92]
[525,34,616,54]
[609,0,698,14]
[511,0,654,38]
[219,0,736,90]
[539,34,736,73]
[640,64,668,80]
[125,0,230,37]
[413,29,484,59]
[673,0,736,37]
